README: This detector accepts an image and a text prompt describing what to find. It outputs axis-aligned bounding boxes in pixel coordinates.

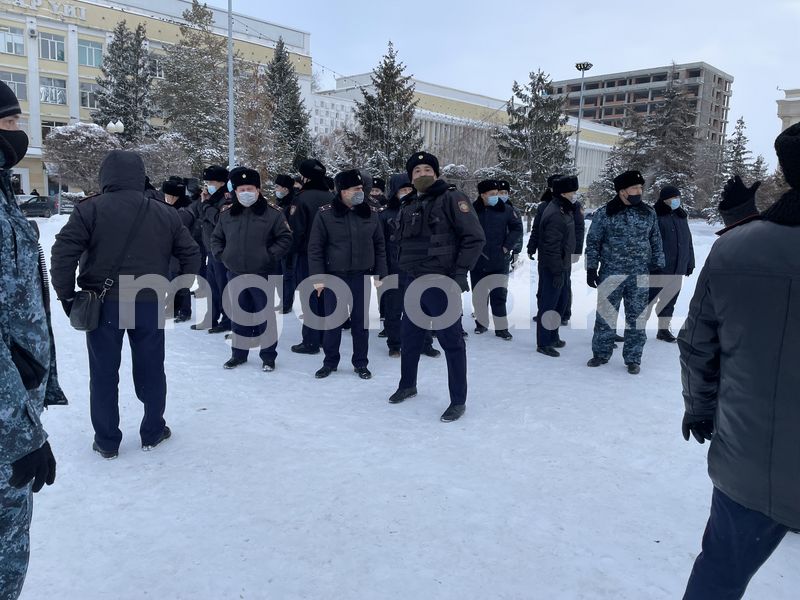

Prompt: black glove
[553,272,564,289]
[453,273,470,293]
[720,175,761,208]
[60,297,74,317]
[587,268,599,289]
[9,441,56,492]
[686,267,694,277]
[527,252,535,261]
[682,414,714,444]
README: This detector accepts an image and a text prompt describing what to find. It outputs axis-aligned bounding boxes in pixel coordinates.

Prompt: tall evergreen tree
[345,42,423,178]
[235,62,277,179]
[264,38,311,174]
[587,108,649,205]
[155,0,230,173]
[722,116,753,181]
[92,21,152,144]
[495,69,573,208]
[642,84,698,204]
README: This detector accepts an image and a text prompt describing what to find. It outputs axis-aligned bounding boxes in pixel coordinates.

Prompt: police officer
[289,159,335,354]
[561,185,586,326]
[470,179,523,340]
[369,176,387,208]
[649,185,695,342]
[162,177,193,323]
[274,174,298,314]
[211,168,292,371]
[527,173,563,260]
[308,169,387,380]
[497,180,524,262]
[389,152,485,422]
[0,80,59,600]
[380,174,441,359]
[585,170,664,374]
[536,175,578,357]
[195,165,232,333]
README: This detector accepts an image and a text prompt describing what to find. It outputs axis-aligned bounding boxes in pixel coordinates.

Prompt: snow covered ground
[21,216,799,599]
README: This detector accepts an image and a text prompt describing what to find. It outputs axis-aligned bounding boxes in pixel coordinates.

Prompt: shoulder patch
[319,204,333,212]
[268,202,282,211]
[447,184,457,191]
[221,204,232,212]
[458,200,471,213]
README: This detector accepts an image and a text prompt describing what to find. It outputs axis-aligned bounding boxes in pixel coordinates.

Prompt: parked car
[16,194,59,218]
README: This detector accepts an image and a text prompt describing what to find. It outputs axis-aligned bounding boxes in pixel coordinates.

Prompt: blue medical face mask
[487,195,501,206]
[669,197,681,210]
[206,184,217,195]
[499,194,510,203]
[227,180,233,193]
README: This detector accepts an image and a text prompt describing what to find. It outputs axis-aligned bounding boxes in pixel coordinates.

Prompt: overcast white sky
[208,0,795,169]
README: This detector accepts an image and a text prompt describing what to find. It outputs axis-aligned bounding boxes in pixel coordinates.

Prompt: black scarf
[761,190,800,226]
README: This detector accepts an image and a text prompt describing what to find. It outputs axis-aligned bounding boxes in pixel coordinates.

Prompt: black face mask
[0,129,28,168]
[626,194,642,206]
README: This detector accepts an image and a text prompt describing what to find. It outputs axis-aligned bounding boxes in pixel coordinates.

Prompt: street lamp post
[227,0,235,167]
[574,62,593,168]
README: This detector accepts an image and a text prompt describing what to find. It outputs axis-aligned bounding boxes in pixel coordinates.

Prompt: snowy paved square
[21,217,799,599]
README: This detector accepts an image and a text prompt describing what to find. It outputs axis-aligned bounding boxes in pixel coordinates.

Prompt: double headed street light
[106,120,125,135]
[574,61,593,165]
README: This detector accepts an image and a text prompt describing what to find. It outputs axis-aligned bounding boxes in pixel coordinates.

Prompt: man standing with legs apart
[290,159,335,355]
[195,165,232,333]
[308,169,387,380]
[470,179,522,340]
[536,175,578,357]
[390,152,485,422]
[679,123,800,600]
[211,168,292,372]
[649,185,694,342]
[51,150,200,459]
[0,80,58,600]
[585,170,664,374]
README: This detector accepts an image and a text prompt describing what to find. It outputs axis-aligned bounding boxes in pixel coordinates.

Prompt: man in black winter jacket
[274,174,297,314]
[470,179,523,340]
[679,123,800,599]
[162,177,193,322]
[527,173,563,259]
[211,168,292,372]
[535,176,578,356]
[308,169,387,380]
[196,165,231,333]
[289,159,335,354]
[648,185,695,342]
[51,150,200,458]
[390,152,485,422]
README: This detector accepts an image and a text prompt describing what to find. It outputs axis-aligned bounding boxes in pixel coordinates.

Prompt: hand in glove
[527,252,535,261]
[60,297,74,317]
[553,272,564,289]
[686,267,695,277]
[9,441,56,492]
[586,268,600,289]
[682,413,714,444]
[720,175,761,208]
[453,273,470,293]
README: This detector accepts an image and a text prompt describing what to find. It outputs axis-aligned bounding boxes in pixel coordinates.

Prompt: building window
[80,82,100,108]
[78,39,102,67]
[0,70,27,101]
[39,32,65,61]
[687,69,702,79]
[40,76,67,104]
[633,91,649,102]
[149,57,164,79]
[41,119,67,140]
[0,25,25,56]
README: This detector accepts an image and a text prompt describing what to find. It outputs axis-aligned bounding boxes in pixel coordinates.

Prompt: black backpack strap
[99,199,149,300]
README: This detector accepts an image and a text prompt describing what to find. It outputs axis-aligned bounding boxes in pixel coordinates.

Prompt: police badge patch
[458,200,470,213]
[290,205,297,215]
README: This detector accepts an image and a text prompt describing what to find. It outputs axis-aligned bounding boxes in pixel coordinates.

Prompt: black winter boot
[440,404,465,422]
[657,329,677,343]
[389,387,417,404]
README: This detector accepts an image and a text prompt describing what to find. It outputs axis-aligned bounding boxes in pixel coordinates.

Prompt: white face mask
[275,190,287,199]
[350,191,365,206]
[237,191,258,207]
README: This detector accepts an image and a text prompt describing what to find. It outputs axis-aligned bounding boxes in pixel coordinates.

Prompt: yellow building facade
[0,0,311,194]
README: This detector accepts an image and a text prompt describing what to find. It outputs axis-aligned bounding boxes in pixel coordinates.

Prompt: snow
[21,216,799,600]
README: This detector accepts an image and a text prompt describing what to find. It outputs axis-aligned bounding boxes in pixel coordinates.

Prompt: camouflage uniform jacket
[585,195,665,276]
[0,169,50,464]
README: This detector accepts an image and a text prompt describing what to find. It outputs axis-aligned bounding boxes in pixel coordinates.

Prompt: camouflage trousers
[592,274,650,365]
[0,463,32,600]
